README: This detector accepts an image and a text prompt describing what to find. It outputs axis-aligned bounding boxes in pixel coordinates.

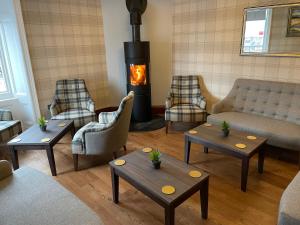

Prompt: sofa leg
[73,154,78,171]
[123,145,127,152]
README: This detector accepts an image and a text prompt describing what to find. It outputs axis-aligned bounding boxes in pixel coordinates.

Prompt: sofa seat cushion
[207,112,300,151]
[51,109,96,129]
[165,104,205,122]
[0,120,22,143]
[0,167,103,225]
[278,172,300,225]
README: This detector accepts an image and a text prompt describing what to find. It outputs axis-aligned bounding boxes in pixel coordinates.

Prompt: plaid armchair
[165,76,206,133]
[50,79,96,129]
[0,109,22,144]
[71,91,134,170]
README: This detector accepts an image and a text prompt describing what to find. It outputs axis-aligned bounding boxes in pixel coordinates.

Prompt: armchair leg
[123,145,127,152]
[165,121,170,134]
[73,154,78,171]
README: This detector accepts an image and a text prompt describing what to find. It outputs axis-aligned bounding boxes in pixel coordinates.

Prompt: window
[0,24,13,100]
[243,8,272,53]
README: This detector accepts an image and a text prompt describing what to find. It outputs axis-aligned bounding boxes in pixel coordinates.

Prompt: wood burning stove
[124,0,151,122]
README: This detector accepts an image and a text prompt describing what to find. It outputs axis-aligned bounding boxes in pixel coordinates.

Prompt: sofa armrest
[0,109,13,121]
[211,101,225,114]
[0,160,12,180]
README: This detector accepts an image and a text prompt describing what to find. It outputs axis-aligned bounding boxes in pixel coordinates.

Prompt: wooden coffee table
[8,120,75,176]
[184,124,267,192]
[109,150,209,225]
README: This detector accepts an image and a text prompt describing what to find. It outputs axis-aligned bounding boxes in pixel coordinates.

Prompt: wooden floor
[6,128,299,225]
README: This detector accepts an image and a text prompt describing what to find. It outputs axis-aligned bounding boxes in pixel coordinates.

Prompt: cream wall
[21,0,109,115]
[101,0,173,106]
[173,0,300,112]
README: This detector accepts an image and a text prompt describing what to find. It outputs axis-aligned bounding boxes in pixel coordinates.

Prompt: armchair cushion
[99,111,118,124]
[52,109,96,129]
[72,122,109,154]
[165,104,205,122]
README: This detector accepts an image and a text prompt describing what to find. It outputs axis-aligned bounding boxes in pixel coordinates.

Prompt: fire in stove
[130,64,146,86]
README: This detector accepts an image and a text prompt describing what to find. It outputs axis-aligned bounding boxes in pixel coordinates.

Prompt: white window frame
[0,23,14,100]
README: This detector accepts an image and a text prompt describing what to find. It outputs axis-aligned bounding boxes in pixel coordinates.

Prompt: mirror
[241,3,300,57]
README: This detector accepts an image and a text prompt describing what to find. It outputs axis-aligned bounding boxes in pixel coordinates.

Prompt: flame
[130,64,146,86]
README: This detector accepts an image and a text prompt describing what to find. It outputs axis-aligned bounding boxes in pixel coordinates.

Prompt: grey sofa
[278,172,300,225]
[0,160,103,225]
[207,79,300,159]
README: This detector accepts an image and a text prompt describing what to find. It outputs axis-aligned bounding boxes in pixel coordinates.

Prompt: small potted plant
[149,150,161,169]
[221,121,230,137]
[38,116,47,131]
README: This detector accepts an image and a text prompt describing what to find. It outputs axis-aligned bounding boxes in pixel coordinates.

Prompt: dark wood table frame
[8,120,75,176]
[184,125,267,192]
[109,151,209,225]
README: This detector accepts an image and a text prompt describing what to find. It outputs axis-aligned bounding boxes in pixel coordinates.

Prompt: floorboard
[5,128,298,225]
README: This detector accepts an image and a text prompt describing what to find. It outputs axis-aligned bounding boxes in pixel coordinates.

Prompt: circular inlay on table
[58,122,66,127]
[235,143,247,149]
[114,159,126,166]
[10,138,21,143]
[142,147,153,153]
[188,130,198,134]
[189,170,202,178]
[247,135,257,140]
[41,138,51,143]
[161,185,176,195]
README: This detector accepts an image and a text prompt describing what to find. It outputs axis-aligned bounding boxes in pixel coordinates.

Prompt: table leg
[9,146,19,170]
[165,206,175,225]
[46,146,57,176]
[200,178,209,219]
[184,135,191,164]
[204,146,208,154]
[111,167,119,203]
[258,147,265,174]
[241,157,250,192]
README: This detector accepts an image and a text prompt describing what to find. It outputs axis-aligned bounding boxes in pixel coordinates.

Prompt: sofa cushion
[207,112,300,151]
[0,167,103,225]
[278,172,300,225]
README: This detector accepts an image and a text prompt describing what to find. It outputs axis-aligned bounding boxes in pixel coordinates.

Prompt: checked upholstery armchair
[71,91,134,170]
[50,79,96,129]
[165,76,206,133]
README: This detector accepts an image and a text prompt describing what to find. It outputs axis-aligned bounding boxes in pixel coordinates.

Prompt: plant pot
[222,129,230,137]
[40,125,47,132]
[152,160,161,169]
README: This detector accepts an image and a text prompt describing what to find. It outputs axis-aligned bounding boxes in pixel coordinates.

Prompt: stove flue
[124,0,152,122]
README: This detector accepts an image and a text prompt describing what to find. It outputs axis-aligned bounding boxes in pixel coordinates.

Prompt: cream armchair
[71,92,134,170]
[165,75,206,133]
[50,79,96,129]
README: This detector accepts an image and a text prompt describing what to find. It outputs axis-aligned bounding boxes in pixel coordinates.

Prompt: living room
[0,0,300,225]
